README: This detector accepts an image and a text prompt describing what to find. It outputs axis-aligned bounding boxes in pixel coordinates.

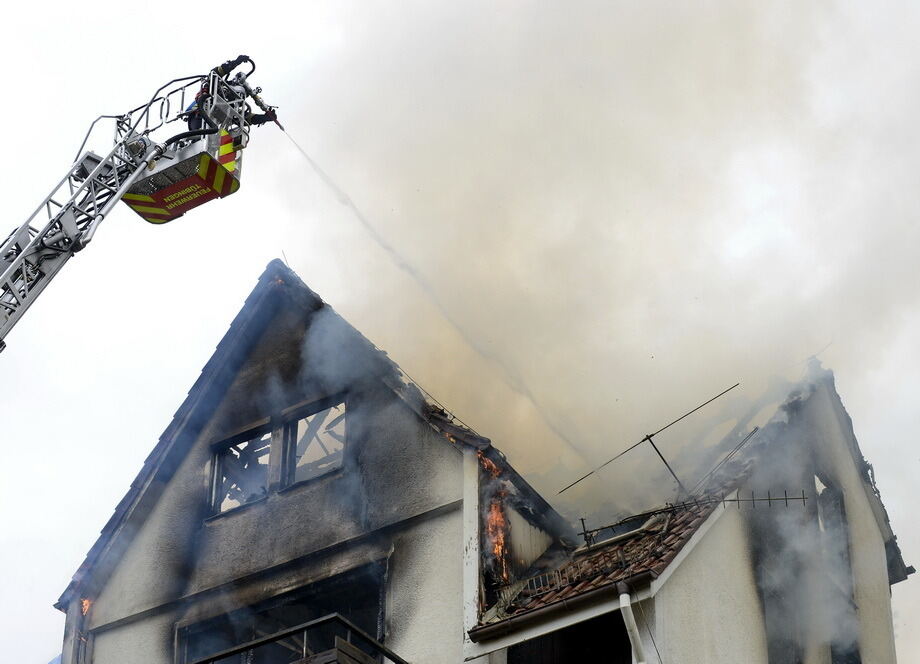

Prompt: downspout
[617,582,647,664]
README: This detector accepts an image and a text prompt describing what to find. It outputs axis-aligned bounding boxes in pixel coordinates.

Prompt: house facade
[57,260,910,664]
[467,362,912,664]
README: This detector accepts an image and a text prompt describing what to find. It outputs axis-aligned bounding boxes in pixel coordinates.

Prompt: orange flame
[80,598,92,616]
[486,491,510,581]
[478,451,502,479]
[478,451,511,581]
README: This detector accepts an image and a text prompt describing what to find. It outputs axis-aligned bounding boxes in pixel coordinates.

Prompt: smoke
[283,129,592,462]
[742,379,866,659]
[272,0,920,541]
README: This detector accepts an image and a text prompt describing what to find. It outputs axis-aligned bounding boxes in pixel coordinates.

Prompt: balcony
[190,614,409,664]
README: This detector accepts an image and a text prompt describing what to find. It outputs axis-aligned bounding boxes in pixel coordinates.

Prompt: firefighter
[246,108,277,126]
[186,55,276,131]
[185,92,207,132]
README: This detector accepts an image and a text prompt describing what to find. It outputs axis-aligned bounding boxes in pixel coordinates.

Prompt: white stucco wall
[385,508,465,663]
[91,613,179,664]
[808,384,898,663]
[646,508,769,664]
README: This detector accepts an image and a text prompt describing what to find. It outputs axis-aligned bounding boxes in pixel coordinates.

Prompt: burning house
[56,260,911,664]
[55,259,573,664]
[465,363,913,664]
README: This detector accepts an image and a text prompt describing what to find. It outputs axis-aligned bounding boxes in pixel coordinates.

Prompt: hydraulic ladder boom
[0,137,160,352]
[0,56,274,352]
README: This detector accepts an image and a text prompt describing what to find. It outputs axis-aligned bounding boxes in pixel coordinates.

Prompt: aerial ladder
[0,55,279,352]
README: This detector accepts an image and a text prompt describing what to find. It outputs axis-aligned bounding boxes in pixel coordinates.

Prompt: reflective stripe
[213,164,226,195]
[218,129,241,173]
[127,204,170,215]
[198,153,210,180]
[123,193,156,202]
[123,150,240,224]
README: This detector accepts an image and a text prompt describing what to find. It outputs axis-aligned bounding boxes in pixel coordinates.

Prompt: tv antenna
[557,382,740,495]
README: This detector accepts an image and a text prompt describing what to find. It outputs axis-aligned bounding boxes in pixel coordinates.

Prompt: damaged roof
[471,498,719,640]
[57,259,559,610]
[804,364,913,585]
[472,368,912,641]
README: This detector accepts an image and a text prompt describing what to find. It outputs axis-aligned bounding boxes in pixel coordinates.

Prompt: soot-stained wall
[744,372,900,664]
[385,508,465,663]
[804,378,898,663]
[83,296,466,664]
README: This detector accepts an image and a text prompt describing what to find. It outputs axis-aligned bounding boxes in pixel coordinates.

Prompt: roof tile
[479,500,719,627]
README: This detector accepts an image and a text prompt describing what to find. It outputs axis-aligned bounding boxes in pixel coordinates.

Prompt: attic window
[212,430,272,513]
[283,401,346,485]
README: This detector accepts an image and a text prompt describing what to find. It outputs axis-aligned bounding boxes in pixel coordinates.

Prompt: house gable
[58,260,470,628]
[57,260,308,613]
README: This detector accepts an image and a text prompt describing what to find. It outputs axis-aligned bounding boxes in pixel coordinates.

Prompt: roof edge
[468,569,656,643]
[808,363,913,585]
[56,259,321,610]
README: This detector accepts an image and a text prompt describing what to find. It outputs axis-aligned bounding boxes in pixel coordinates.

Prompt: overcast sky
[1,1,918,662]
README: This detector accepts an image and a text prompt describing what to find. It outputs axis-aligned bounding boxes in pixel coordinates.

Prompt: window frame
[280,393,348,490]
[206,393,349,517]
[209,423,274,516]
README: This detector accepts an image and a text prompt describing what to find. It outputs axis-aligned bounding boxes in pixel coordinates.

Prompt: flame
[478,451,502,478]
[80,598,92,616]
[478,451,510,581]
[486,490,510,581]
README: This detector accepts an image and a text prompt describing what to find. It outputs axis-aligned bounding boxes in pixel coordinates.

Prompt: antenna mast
[557,382,740,495]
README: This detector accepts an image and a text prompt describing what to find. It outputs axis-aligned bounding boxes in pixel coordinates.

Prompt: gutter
[467,570,655,643]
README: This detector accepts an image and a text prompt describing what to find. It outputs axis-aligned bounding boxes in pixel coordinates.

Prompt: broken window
[816,477,863,664]
[283,401,346,485]
[211,430,272,513]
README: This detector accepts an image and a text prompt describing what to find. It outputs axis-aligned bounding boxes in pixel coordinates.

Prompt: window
[284,401,346,485]
[209,398,347,516]
[212,430,272,514]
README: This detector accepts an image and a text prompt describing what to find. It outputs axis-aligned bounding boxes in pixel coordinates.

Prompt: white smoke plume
[271,1,919,525]
[266,3,918,652]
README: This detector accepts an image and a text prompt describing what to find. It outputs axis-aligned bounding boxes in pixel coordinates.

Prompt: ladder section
[0,140,151,350]
[0,67,257,352]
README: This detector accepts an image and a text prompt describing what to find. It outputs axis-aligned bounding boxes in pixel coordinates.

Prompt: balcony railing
[189,613,409,664]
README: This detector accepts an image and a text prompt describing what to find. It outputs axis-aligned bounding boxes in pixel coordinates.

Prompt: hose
[164,107,218,147]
